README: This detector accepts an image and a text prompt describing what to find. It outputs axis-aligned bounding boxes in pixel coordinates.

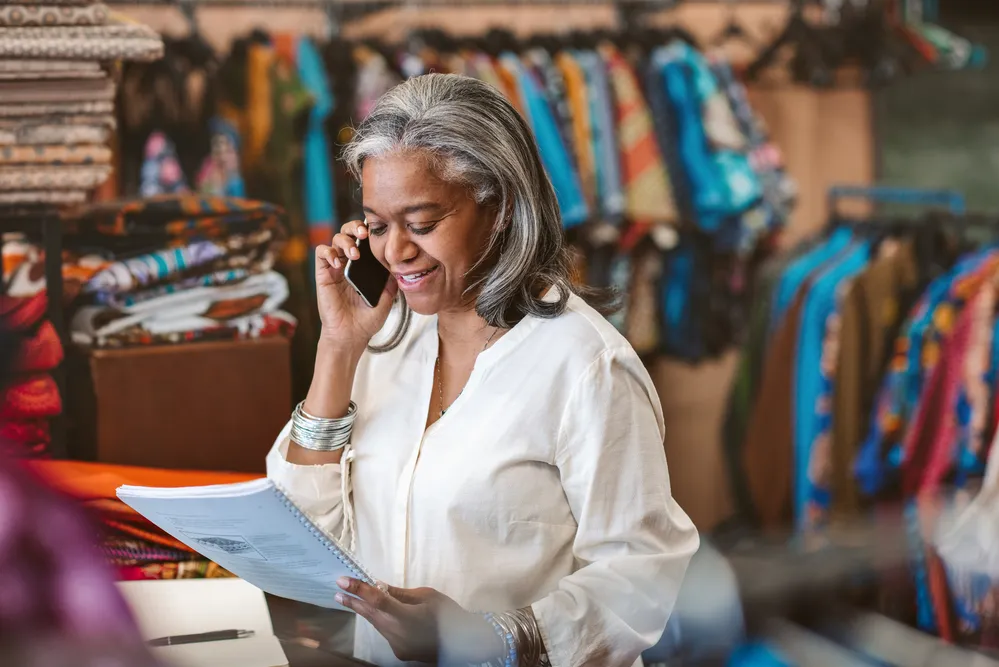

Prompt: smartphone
[344,233,391,308]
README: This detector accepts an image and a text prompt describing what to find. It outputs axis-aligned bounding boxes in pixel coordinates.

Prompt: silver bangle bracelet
[290,400,357,452]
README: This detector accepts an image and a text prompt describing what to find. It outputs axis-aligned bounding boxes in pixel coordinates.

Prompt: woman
[266,73,698,667]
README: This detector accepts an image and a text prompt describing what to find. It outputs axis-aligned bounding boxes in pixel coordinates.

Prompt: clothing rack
[106,0,800,37]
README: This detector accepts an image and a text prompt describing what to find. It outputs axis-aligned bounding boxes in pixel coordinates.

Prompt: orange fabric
[26,459,262,502]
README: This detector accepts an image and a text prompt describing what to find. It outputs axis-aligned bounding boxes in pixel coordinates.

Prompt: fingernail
[351,249,359,259]
[337,576,350,589]
[335,592,345,605]
[333,259,340,269]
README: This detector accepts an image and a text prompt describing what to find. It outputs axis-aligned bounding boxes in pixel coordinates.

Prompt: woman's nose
[382,227,419,266]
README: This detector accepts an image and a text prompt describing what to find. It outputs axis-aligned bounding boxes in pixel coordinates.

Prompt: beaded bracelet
[482,612,517,667]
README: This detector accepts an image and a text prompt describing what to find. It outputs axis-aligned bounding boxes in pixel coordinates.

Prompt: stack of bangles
[479,608,551,667]
[290,400,357,451]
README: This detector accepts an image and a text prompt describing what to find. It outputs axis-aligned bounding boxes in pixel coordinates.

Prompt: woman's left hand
[336,577,501,665]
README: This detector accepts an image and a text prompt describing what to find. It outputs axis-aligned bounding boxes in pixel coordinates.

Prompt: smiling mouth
[397,265,439,285]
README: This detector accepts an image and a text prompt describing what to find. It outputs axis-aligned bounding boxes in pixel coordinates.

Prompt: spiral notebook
[116,478,374,611]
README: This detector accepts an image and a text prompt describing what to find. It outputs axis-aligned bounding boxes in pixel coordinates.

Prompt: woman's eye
[409,222,438,236]
[368,226,387,237]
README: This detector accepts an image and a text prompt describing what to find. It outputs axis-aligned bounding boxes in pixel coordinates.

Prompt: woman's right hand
[315,219,399,355]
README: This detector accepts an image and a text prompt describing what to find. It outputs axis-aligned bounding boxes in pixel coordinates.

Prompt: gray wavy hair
[343,73,574,350]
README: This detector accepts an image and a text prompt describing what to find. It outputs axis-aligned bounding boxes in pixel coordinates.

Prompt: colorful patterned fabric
[102,538,198,566]
[576,49,625,223]
[17,320,62,372]
[79,310,296,350]
[0,122,109,145]
[81,230,274,295]
[600,42,678,232]
[856,250,999,497]
[117,560,234,581]
[0,4,109,27]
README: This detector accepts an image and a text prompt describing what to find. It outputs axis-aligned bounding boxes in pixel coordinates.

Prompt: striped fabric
[600,42,678,229]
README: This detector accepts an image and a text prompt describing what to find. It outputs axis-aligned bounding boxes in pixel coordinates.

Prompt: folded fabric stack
[0,1,162,204]
[0,237,65,458]
[27,459,257,581]
[63,195,297,348]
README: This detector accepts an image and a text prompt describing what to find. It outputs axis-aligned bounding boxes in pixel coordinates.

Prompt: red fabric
[0,292,47,331]
[0,373,61,420]
[0,418,50,445]
[17,321,63,373]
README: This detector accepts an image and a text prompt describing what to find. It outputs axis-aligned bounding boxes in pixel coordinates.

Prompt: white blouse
[266,291,699,667]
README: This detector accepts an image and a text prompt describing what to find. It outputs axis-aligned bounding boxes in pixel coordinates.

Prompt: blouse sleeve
[265,419,348,543]
[531,348,700,667]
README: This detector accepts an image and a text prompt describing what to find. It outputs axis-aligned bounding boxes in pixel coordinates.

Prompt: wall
[117,0,876,529]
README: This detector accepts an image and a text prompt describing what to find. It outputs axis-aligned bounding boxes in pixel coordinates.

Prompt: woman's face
[362,152,496,316]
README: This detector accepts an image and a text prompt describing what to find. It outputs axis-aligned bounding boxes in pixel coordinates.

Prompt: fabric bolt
[0,66,105,80]
[831,241,919,519]
[0,3,109,26]
[794,240,872,528]
[65,195,286,242]
[296,36,336,252]
[73,270,289,339]
[576,49,625,224]
[0,76,115,103]
[117,561,234,581]
[0,164,111,190]
[0,58,100,72]
[268,290,699,667]
[78,310,296,349]
[0,122,110,145]
[0,189,86,204]
[17,320,63,373]
[0,373,61,420]
[101,538,197,566]
[0,143,111,165]
[0,99,112,117]
[93,267,252,309]
[0,418,50,447]
[81,231,274,295]
[0,20,163,62]
[499,52,588,228]
[600,42,678,230]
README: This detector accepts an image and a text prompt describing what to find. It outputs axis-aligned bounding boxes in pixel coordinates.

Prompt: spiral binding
[271,484,376,586]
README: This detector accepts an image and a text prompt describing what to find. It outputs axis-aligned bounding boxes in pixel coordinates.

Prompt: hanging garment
[601,42,677,237]
[526,48,578,183]
[794,240,872,528]
[556,50,597,215]
[830,241,919,520]
[296,36,336,254]
[576,49,625,224]
[499,52,588,228]
[771,227,854,329]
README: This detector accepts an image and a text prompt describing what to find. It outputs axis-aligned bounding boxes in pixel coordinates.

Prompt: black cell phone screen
[344,236,391,308]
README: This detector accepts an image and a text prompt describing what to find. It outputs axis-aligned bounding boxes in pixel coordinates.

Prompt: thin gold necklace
[437,327,499,418]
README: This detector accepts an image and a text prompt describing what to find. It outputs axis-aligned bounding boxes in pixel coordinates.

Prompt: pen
[147,629,255,647]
